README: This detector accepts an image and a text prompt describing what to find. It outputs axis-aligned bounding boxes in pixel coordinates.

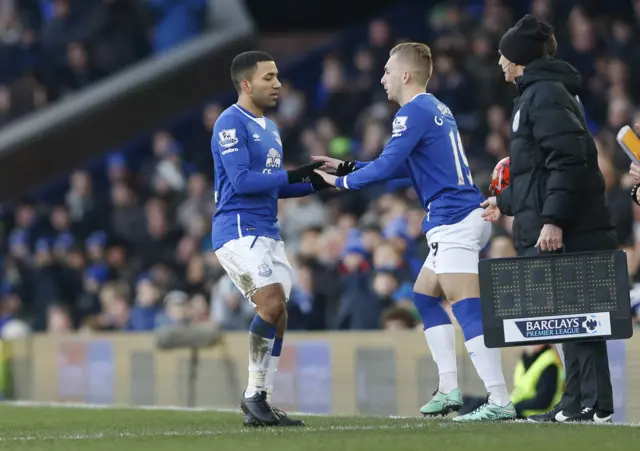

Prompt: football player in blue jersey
[313,42,516,421]
[211,51,327,427]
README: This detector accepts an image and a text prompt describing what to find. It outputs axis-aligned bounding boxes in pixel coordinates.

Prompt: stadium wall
[3,332,638,421]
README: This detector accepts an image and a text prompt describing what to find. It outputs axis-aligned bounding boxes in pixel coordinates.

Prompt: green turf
[0,405,637,451]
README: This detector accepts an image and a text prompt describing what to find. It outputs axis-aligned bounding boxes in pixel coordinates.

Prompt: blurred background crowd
[0,0,207,126]
[1,0,639,338]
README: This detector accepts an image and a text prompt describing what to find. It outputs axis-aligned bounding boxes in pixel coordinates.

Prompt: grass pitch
[0,404,637,451]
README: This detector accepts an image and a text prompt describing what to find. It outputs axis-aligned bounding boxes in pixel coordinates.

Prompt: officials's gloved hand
[287,161,323,184]
[335,160,356,177]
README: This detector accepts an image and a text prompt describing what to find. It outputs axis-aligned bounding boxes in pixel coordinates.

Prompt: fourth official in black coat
[481,14,615,424]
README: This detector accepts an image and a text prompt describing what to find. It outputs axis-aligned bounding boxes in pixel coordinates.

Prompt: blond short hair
[390,42,433,86]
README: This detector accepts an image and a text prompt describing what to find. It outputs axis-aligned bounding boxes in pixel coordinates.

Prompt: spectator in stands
[65,170,100,231]
[185,103,220,173]
[210,276,253,331]
[81,0,150,74]
[46,303,73,333]
[75,262,108,328]
[56,41,100,95]
[128,274,162,331]
[188,292,210,323]
[176,172,214,232]
[157,290,190,326]
[335,231,380,330]
[381,305,416,330]
[0,283,23,335]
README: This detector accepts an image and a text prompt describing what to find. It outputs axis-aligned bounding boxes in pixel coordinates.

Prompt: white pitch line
[3,400,335,418]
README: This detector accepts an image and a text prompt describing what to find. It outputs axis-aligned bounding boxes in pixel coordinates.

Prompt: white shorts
[215,236,293,301]
[423,208,491,275]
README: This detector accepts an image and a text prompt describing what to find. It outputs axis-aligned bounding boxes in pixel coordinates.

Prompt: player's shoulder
[213,106,250,144]
[214,105,245,129]
[393,94,454,135]
[392,96,427,135]
[213,106,248,149]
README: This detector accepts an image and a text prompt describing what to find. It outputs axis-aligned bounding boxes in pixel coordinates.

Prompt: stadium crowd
[1,0,640,337]
[0,0,208,127]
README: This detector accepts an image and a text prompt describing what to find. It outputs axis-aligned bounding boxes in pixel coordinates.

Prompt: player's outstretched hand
[287,161,324,184]
[311,155,343,172]
[480,197,502,222]
[313,169,338,187]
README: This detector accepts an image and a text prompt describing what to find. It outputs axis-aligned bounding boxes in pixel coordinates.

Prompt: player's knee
[252,283,286,323]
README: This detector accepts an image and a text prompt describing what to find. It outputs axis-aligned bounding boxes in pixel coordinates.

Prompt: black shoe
[272,407,305,427]
[240,391,279,426]
[556,407,595,423]
[243,406,305,427]
[526,404,565,423]
[243,412,262,427]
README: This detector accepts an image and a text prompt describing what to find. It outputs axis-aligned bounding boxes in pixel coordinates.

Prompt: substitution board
[479,249,634,348]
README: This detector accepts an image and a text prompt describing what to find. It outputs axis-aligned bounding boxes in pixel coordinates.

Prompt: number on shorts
[430,242,439,256]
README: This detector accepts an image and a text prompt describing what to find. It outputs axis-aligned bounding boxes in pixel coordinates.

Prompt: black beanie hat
[499,14,554,66]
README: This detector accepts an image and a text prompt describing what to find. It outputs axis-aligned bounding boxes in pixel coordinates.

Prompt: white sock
[265,356,280,402]
[424,325,458,393]
[464,335,510,407]
[245,333,274,398]
[555,343,565,368]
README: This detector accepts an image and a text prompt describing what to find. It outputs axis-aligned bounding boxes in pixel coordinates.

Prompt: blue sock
[412,293,451,330]
[272,337,283,357]
[249,314,277,339]
[451,297,484,341]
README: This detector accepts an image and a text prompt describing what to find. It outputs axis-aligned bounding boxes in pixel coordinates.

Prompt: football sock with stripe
[245,314,276,398]
[413,292,458,393]
[452,297,510,406]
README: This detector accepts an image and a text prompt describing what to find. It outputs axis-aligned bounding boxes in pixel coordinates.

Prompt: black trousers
[518,229,616,413]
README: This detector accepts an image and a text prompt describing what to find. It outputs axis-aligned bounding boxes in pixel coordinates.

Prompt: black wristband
[632,183,640,206]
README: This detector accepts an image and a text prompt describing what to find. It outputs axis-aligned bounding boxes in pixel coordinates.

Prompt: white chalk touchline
[4,400,331,417]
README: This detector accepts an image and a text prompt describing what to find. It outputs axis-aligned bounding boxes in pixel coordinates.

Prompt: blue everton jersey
[211,104,310,250]
[336,93,484,233]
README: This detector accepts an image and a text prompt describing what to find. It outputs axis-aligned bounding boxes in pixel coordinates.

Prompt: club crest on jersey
[512,109,521,132]
[257,263,272,278]
[273,131,282,146]
[392,116,408,136]
[265,148,281,168]
[218,128,238,148]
